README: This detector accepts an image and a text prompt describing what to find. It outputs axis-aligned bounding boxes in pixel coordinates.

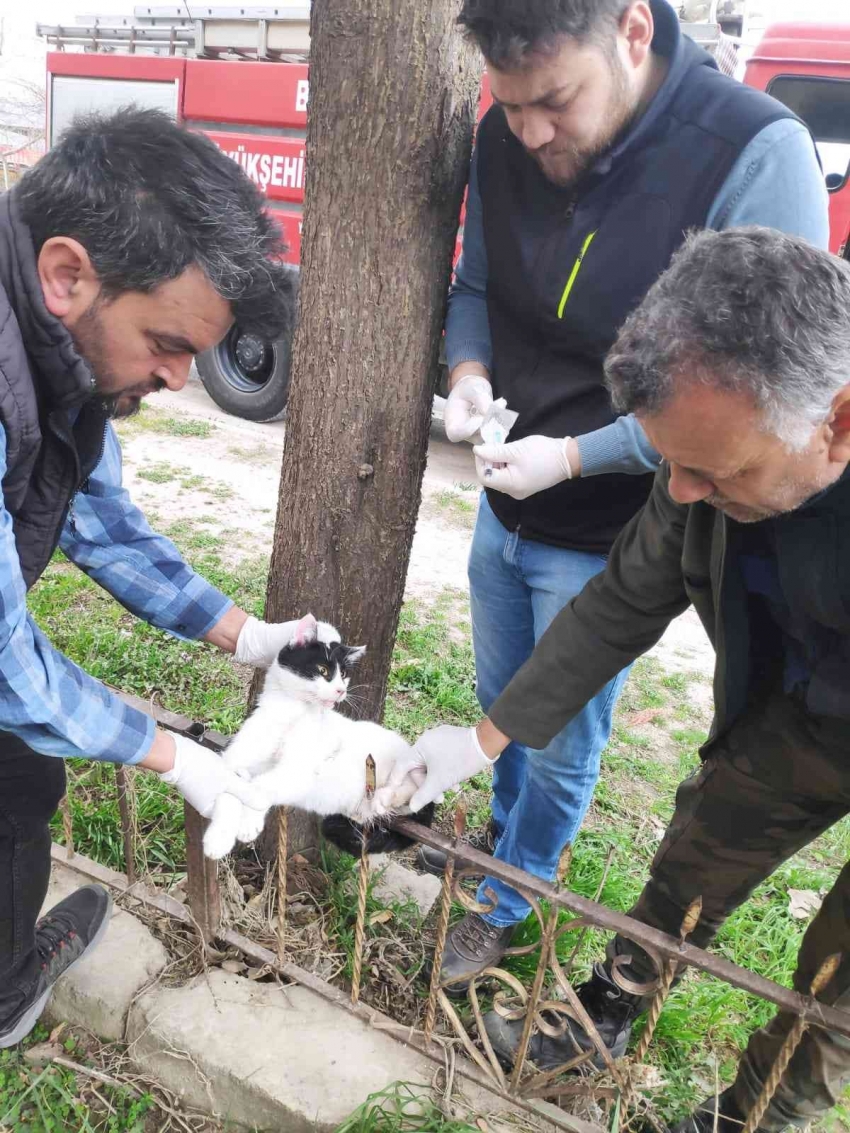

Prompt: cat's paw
[236,805,267,845]
[203,822,237,861]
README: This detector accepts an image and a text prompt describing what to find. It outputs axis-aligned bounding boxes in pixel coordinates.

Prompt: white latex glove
[234,614,340,668]
[444,373,494,443]
[387,724,496,812]
[158,734,266,818]
[473,434,573,500]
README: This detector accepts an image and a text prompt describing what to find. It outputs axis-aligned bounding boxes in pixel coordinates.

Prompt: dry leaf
[48,1022,66,1044]
[476,1120,490,1132]
[788,889,822,920]
[627,708,665,726]
[248,963,273,980]
[23,1042,62,1067]
[220,959,247,974]
[369,910,393,926]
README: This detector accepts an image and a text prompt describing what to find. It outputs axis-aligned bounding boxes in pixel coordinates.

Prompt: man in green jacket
[394,226,850,1133]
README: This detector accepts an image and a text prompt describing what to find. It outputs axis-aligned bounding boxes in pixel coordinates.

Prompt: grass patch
[333,1082,482,1132]
[428,489,476,529]
[383,596,479,742]
[0,1026,154,1133]
[115,404,213,439]
[136,462,182,485]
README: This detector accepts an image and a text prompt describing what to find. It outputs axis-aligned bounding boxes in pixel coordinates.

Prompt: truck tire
[197,324,292,422]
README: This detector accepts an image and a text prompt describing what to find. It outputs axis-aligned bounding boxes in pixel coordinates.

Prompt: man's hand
[473,435,574,500]
[156,734,265,818]
[234,615,339,668]
[444,373,494,443]
[387,724,498,812]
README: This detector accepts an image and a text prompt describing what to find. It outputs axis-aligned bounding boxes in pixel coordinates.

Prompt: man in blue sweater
[425,0,830,988]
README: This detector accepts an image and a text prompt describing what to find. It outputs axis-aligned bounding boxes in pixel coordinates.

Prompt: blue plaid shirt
[0,422,232,765]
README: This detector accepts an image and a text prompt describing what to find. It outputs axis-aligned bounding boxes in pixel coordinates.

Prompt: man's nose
[668,463,715,504]
[519,110,556,151]
[154,355,193,392]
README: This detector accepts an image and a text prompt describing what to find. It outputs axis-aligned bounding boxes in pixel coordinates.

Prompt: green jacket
[488,464,850,749]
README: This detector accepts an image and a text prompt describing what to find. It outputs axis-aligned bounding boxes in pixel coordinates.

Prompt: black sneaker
[417,820,498,876]
[0,884,113,1049]
[672,1090,747,1133]
[484,961,642,1070]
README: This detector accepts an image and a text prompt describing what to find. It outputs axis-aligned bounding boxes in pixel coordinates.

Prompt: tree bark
[256,0,481,861]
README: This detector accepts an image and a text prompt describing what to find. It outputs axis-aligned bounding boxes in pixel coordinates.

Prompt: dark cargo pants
[607,688,850,1131]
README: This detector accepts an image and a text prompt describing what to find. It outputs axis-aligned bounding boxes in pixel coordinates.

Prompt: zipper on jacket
[69,419,109,535]
[557,229,597,319]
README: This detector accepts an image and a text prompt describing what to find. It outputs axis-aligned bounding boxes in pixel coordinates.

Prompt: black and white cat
[203,614,424,860]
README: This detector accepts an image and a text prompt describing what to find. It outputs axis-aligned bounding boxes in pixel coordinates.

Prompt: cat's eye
[317,665,329,677]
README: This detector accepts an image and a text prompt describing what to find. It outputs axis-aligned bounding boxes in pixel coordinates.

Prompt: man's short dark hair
[16,107,293,341]
[457,0,629,69]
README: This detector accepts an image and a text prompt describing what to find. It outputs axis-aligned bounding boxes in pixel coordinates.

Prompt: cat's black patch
[321,804,436,855]
[277,640,363,682]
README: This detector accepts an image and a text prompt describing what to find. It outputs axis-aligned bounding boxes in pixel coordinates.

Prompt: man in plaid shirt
[0,108,318,1049]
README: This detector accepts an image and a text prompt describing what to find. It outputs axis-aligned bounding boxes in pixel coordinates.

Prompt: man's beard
[528,61,636,189]
[70,299,165,419]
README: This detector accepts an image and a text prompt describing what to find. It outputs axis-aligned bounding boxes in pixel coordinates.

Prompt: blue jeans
[470,495,630,927]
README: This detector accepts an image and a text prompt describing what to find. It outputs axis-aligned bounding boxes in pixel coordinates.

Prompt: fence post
[184,801,221,942]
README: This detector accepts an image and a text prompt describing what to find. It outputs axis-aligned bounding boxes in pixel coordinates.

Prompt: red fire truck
[37,9,850,422]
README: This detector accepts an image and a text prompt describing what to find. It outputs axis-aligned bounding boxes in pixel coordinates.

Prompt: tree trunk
[256,0,481,862]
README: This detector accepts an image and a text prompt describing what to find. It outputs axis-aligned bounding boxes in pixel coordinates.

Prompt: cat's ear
[344,645,367,666]
[292,613,318,647]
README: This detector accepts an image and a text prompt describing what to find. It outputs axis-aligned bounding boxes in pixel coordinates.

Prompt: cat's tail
[321,803,436,856]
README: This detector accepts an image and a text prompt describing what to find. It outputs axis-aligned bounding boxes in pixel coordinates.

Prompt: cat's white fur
[203,614,418,860]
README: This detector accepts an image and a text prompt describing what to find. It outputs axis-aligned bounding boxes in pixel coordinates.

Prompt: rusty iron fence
[54,693,849,1133]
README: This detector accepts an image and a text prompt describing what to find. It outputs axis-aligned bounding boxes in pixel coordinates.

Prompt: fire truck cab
[744,21,850,260]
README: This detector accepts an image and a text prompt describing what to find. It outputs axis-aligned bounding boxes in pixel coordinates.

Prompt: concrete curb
[42,858,573,1132]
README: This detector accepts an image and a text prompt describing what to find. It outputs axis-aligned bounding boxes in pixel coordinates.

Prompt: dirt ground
[121,373,715,691]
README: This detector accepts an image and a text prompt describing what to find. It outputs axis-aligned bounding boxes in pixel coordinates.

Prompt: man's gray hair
[605,227,850,451]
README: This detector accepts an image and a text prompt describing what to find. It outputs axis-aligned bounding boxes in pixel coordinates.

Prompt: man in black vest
[0,109,330,1049]
[428,0,829,986]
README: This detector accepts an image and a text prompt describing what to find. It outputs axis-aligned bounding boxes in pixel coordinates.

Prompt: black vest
[479,8,799,551]
[0,191,109,589]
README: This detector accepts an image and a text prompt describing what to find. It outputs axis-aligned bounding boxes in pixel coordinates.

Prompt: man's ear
[37,237,101,324]
[826,385,850,465]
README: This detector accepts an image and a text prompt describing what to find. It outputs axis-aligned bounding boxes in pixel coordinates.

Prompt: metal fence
[55,694,850,1133]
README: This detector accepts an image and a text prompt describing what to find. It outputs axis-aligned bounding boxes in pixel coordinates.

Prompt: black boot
[672,1089,748,1133]
[416,819,497,876]
[484,961,642,1070]
[0,885,112,1049]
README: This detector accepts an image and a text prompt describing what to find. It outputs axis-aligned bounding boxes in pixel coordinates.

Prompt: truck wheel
[196,325,291,422]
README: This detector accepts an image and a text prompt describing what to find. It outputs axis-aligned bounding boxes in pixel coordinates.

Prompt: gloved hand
[387,724,496,812]
[444,373,494,443]
[234,614,340,667]
[473,434,573,500]
[158,734,266,818]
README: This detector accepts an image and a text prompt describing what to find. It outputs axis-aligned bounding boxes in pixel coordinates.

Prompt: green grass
[318,842,425,984]
[430,490,476,527]
[332,1082,481,1132]
[0,1027,154,1132]
[383,596,479,742]
[115,404,213,439]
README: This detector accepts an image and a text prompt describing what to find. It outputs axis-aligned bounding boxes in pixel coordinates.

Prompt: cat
[203,613,430,860]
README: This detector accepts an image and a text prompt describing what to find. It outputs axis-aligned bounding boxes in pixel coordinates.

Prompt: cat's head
[266,613,366,706]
